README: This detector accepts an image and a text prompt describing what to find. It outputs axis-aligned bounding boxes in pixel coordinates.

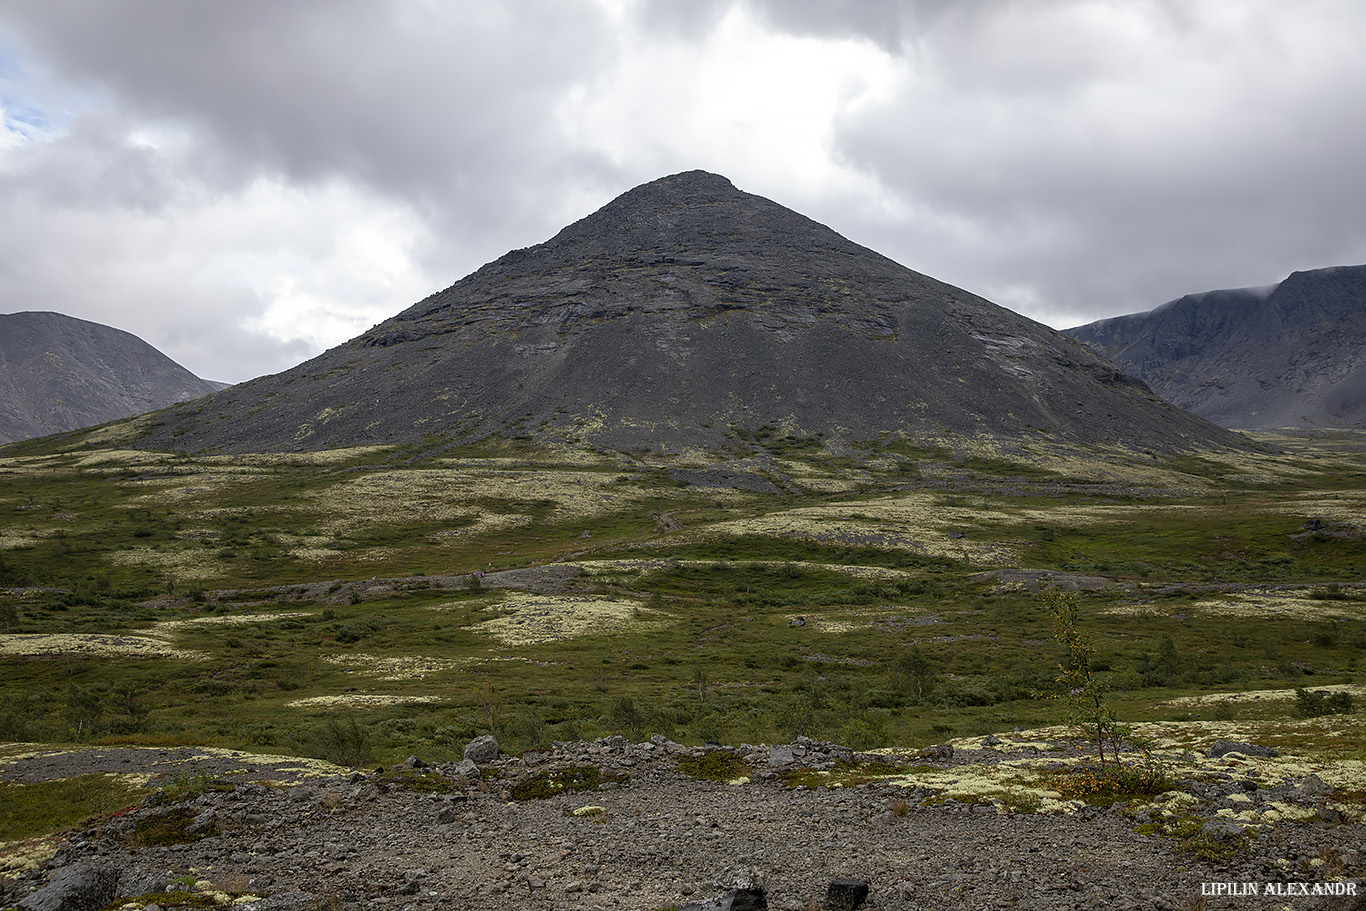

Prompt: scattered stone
[1296,773,1332,796]
[240,891,320,911]
[826,878,871,911]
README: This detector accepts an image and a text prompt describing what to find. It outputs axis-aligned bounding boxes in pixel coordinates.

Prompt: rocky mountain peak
[1066,264,1366,429]
[130,173,1247,455]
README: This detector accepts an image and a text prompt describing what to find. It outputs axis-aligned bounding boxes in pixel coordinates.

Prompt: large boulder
[17,862,119,911]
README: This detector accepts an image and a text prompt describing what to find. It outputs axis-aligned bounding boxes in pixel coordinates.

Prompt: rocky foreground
[2,735,1363,911]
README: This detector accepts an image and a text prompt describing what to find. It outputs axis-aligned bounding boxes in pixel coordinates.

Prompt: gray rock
[463,735,499,765]
[768,745,795,766]
[451,758,480,780]
[18,862,120,911]
[1208,740,1278,759]
[1297,773,1332,796]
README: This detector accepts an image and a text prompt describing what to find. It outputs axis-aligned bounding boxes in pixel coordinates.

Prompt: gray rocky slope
[0,311,226,444]
[133,171,1246,455]
[1065,265,1366,430]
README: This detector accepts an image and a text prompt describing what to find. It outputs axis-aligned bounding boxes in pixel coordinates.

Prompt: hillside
[1065,265,1366,430]
[0,311,226,444]
[132,170,1245,455]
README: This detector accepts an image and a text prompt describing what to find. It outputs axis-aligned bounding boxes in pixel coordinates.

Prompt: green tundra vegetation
[0,424,1362,769]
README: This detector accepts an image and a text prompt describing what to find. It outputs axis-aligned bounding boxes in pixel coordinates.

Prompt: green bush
[1294,688,1354,718]
[291,718,375,767]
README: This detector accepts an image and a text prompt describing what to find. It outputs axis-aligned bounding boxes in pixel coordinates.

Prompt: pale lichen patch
[321,653,476,680]
[1163,684,1366,707]
[0,633,206,660]
[149,610,313,638]
[476,592,658,646]
[286,694,443,709]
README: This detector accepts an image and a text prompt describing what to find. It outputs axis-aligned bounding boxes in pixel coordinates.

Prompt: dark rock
[1297,773,1332,796]
[826,878,871,911]
[17,862,119,911]
[1208,741,1278,759]
[920,744,954,762]
[118,873,168,899]
[768,745,795,766]
[1199,818,1246,840]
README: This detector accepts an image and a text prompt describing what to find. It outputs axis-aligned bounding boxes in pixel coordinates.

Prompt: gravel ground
[2,738,1363,911]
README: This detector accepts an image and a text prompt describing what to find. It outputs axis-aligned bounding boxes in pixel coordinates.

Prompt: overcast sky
[2,1,1364,384]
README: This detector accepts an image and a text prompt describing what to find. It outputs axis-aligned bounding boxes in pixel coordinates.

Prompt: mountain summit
[135,171,1244,454]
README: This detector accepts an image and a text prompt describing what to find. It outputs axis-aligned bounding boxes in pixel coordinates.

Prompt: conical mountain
[0,311,226,444]
[135,171,1245,454]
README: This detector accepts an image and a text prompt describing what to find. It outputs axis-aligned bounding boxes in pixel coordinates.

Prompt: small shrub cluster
[1050,755,1173,807]
[676,749,749,783]
[123,806,216,847]
[155,769,235,805]
[508,765,627,801]
[1294,687,1355,718]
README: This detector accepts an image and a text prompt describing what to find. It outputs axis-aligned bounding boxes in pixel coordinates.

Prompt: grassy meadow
[0,424,1363,770]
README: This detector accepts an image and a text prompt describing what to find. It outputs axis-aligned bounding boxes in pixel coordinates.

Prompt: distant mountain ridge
[1065,265,1366,430]
[0,311,227,444]
[131,170,1245,455]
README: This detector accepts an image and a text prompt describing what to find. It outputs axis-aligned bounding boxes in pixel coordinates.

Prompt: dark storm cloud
[0,0,617,238]
[0,1,626,381]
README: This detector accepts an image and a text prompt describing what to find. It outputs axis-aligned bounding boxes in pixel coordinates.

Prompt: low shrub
[1295,688,1354,718]
[509,765,627,801]
[676,749,749,783]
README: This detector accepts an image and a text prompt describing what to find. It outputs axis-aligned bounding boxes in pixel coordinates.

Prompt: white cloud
[560,3,898,203]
